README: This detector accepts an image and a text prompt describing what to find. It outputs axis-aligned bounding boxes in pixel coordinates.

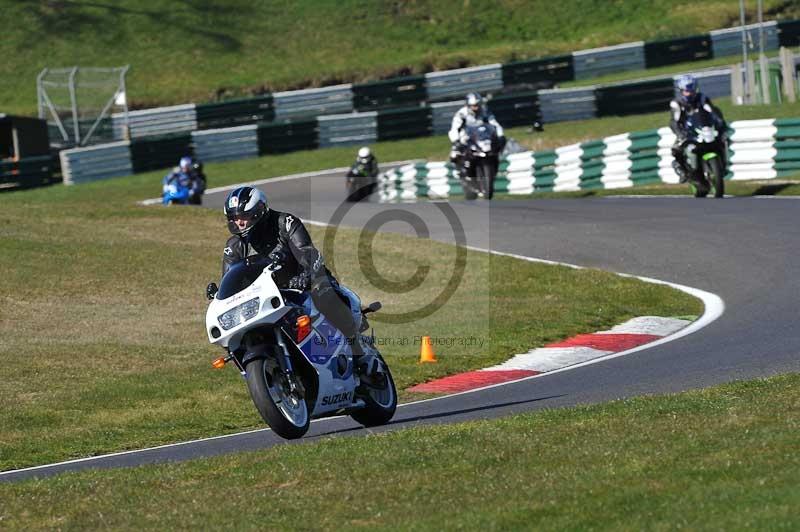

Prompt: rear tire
[245,358,310,439]
[350,355,397,427]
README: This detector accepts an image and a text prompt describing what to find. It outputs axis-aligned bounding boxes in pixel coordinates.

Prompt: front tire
[245,358,310,439]
[707,156,725,198]
[350,355,397,427]
[477,159,495,200]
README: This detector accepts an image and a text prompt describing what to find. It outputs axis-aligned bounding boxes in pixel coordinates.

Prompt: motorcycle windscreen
[217,259,271,299]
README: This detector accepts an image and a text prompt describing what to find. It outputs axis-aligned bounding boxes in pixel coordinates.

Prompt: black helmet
[224,186,268,235]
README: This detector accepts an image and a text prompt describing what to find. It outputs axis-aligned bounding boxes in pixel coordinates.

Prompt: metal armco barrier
[425,64,504,102]
[112,104,197,140]
[318,112,377,148]
[60,141,133,185]
[573,41,646,79]
[273,84,353,120]
[684,69,733,100]
[378,117,800,200]
[710,21,779,58]
[192,125,259,162]
[430,101,462,135]
[538,87,597,123]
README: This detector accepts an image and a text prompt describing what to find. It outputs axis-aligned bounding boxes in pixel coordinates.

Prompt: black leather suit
[669,93,727,176]
[221,209,360,344]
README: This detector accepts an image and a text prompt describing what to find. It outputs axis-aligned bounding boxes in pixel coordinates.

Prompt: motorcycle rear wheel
[350,354,397,427]
[245,358,310,439]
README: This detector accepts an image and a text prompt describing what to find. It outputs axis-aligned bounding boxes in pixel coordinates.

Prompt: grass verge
[0,138,701,470]
[1,373,798,529]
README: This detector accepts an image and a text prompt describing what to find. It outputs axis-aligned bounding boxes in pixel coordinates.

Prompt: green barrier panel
[130,133,192,173]
[644,35,712,68]
[377,106,432,141]
[257,119,318,154]
[0,154,60,190]
[502,55,574,87]
[196,95,275,131]
[487,91,540,127]
[778,19,800,47]
[595,78,675,116]
[353,75,427,112]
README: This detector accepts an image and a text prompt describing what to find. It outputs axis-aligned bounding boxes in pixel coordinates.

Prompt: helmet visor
[227,210,260,234]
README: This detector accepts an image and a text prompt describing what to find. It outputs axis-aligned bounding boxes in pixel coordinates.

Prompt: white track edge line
[2,196,724,478]
[138,159,420,205]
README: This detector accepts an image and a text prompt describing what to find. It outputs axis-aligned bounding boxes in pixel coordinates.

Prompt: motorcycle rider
[163,156,206,204]
[210,186,380,378]
[670,74,727,183]
[448,92,506,177]
[350,146,379,179]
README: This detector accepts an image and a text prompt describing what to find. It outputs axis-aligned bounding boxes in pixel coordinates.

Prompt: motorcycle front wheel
[245,358,310,439]
[705,156,725,198]
[477,159,495,200]
[350,354,397,427]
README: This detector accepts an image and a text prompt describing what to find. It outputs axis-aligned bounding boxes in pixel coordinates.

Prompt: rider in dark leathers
[670,74,727,183]
[213,187,377,373]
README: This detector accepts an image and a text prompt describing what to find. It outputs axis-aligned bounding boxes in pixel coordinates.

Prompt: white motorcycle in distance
[460,121,501,200]
[205,257,397,439]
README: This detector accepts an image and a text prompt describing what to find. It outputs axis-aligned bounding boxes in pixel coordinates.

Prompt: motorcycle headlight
[218,297,260,330]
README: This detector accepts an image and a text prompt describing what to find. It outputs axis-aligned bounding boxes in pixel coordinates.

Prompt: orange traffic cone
[419,336,437,363]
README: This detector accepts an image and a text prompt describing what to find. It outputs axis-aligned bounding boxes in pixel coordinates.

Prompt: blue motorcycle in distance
[162,173,191,205]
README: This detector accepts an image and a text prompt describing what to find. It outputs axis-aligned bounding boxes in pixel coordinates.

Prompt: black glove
[206,282,218,301]
[288,272,310,290]
[268,249,287,265]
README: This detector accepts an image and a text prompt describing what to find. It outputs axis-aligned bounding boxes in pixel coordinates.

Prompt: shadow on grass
[14,0,244,52]
[311,393,568,439]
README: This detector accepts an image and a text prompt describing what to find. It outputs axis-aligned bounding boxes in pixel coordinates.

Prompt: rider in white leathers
[448,92,506,175]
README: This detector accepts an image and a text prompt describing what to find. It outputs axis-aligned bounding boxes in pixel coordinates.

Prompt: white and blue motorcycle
[205,257,397,439]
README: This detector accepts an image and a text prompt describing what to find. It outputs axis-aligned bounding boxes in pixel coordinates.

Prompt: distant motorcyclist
[670,75,727,183]
[164,156,206,205]
[212,186,380,377]
[346,147,379,201]
[448,92,506,177]
[350,147,379,179]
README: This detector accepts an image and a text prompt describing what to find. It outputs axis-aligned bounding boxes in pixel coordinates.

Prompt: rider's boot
[672,159,690,184]
[311,281,380,380]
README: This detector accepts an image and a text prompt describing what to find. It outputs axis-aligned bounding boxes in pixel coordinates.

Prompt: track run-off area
[3,167,799,482]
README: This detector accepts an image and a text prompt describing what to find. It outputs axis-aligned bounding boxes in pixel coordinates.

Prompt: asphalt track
[4,170,800,482]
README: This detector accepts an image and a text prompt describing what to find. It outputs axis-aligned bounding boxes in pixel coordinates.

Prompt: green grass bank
[1,373,798,529]
[3,1,799,115]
